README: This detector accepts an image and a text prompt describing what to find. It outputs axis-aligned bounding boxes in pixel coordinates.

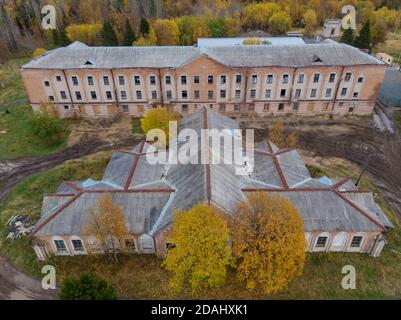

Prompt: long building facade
[21,40,387,118]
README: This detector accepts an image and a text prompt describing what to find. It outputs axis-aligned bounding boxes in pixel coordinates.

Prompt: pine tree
[139,17,150,36]
[58,27,71,46]
[123,18,136,46]
[101,21,119,46]
[354,20,372,50]
[340,28,354,45]
[52,29,59,47]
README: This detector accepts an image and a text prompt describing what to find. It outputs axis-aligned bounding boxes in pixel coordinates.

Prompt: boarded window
[93,106,101,114]
[307,103,315,111]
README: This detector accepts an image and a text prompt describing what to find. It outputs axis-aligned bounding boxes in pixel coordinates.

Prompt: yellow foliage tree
[242,3,281,30]
[231,192,306,294]
[268,121,297,148]
[84,193,129,262]
[32,48,47,58]
[66,23,103,45]
[153,19,180,46]
[133,26,157,46]
[268,11,292,36]
[163,204,232,291]
[140,106,178,147]
[303,9,318,35]
[242,38,263,45]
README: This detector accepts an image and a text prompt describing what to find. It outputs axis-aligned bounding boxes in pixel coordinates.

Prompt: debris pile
[6,215,35,240]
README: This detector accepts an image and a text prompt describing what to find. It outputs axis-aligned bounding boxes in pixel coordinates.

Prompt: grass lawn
[0,58,28,106]
[0,151,112,276]
[0,149,400,299]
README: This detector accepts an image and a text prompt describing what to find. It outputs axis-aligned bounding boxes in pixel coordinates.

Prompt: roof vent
[84,59,94,66]
[313,54,323,63]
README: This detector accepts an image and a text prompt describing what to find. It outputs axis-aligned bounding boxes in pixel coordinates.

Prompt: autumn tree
[66,24,103,45]
[153,19,180,46]
[242,3,281,31]
[269,11,292,36]
[140,106,178,146]
[231,192,306,294]
[303,9,317,35]
[123,18,136,46]
[176,16,209,45]
[208,18,228,38]
[268,121,297,148]
[84,193,129,262]
[133,26,157,46]
[340,27,355,45]
[32,48,47,58]
[163,204,232,291]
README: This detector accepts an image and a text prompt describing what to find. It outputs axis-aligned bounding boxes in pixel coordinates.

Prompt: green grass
[0,58,28,106]
[0,151,112,276]
[131,118,144,134]
[0,105,70,160]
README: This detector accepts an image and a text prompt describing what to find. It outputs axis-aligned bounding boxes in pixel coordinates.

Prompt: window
[282,74,289,84]
[194,75,200,84]
[298,74,304,83]
[103,76,110,86]
[119,76,125,86]
[194,90,200,99]
[75,92,82,100]
[208,75,214,84]
[72,239,84,251]
[90,91,97,100]
[329,73,336,83]
[219,103,226,112]
[60,91,67,100]
[121,91,127,100]
[150,76,156,85]
[181,104,188,112]
[137,105,144,113]
[220,90,226,98]
[251,75,257,84]
[234,104,240,112]
[49,96,55,101]
[349,106,354,113]
[265,89,271,98]
[236,75,242,83]
[277,103,284,111]
[54,240,67,252]
[339,102,344,107]
[87,76,94,86]
[322,102,329,111]
[123,105,129,113]
[106,91,112,100]
[353,92,359,98]
[316,236,328,248]
[182,90,188,99]
[151,91,157,99]
[134,76,141,85]
[293,102,299,111]
[307,102,315,111]
[350,236,363,247]
[56,76,62,82]
[310,88,317,98]
[220,75,226,84]
[250,89,256,98]
[181,75,187,85]
[44,80,50,87]
[166,90,172,99]
[295,89,301,98]
[325,88,332,97]
[235,90,241,99]
[280,89,286,98]
[358,77,364,83]
[165,75,171,85]
[208,90,213,99]
[313,74,320,83]
[341,88,347,96]
[63,105,69,110]
[267,74,273,84]
[136,91,142,100]
[263,103,270,111]
[345,72,352,82]
[71,76,78,86]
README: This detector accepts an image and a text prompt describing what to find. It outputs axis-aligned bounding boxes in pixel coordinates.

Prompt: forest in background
[1,0,401,62]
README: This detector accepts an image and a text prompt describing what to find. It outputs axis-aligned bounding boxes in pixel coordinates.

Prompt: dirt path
[0,136,139,300]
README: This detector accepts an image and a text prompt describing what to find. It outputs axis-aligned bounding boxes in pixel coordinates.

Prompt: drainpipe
[158,68,164,106]
[288,67,297,105]
[331,66,345,112]
[110,69,120,112]
[62,70,74,110]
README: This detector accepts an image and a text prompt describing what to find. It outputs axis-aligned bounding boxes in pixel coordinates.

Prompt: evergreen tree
[354,20,372,50]
[340,28,354,45]
[139,17,150,36]
[123,18,136,46]
[58,27,71,46]
[101,21,119,46]
[52,29,59,46]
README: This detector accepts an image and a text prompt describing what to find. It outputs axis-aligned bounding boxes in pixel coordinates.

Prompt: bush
[59,272,117,300]
[306,164,326,178]
[27,112,66,145]
[32,48,47,58]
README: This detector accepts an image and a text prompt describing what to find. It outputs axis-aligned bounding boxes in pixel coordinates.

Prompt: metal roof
[197,37,306,47]
[22,41,384,70]
[35,109,391,237]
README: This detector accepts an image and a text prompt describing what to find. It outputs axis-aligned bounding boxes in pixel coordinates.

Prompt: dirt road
[0,136,138,300]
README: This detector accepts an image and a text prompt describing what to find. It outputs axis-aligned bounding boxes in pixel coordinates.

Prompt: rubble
[5,215,35,240]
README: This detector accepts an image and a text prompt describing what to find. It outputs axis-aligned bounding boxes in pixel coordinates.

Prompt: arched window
[139,234,155,254]
[70,236,86,254]
[348,232,366,252]
[314,232,330,251]
[51,236,68,255]
[331,232,348,252]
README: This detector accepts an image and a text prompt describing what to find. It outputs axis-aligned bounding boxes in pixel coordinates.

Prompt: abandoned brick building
[21,40,386,117]
[32,109,393,260]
